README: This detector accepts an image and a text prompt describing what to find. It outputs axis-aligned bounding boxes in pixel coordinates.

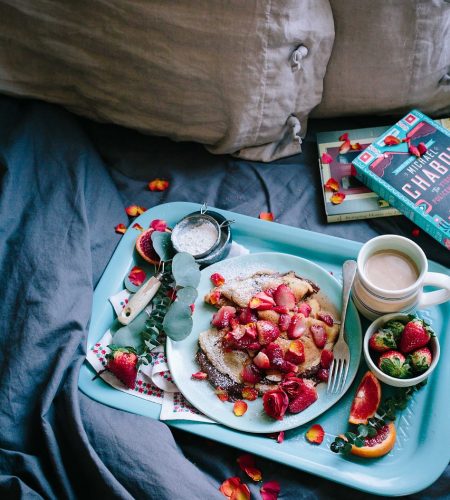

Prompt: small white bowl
[363,313,440,387]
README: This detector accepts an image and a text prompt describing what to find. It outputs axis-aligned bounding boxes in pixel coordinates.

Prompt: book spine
[353,160,446,247]
[327,207,401,223]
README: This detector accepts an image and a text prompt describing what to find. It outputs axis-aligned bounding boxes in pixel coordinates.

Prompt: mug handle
[417,272,450,309]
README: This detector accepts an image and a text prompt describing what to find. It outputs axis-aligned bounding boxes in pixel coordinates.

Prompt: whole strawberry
[408,347,432,374]
[106,346,138,389]
[369,329,397,353]
[378,350,411,379]
[400,317,433,353]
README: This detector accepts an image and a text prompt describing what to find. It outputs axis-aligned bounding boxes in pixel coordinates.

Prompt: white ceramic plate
[166,252,361,433]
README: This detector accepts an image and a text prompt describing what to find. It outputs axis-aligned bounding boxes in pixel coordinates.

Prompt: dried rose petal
[277,431,285,443]
[409,144,420,157]
[215,388,229,402]
[231,483,250,500]
[132,223,144,231]
[237,454,262,481]
[417,142,428,155]
[148,178,169,191]
[412,227,420,238]
[384,135,401,146]
[260,480,281,500]
[321,152,334,164]
[330,192,346,205]
[242,387,258,401]
[351,142,362,150]
[305,424,325,444]
[338,140,351,154]
[128,266,146,287]
[136,206,146,215]
[338,132,349,141]
[259,212,274,222]
[219,477,241,497]
[324,177,339,192]
[115,223,127,234]
[191,371,208,380]
[211,273,225,286]
[150,219,168,231]
[125,205,140,217]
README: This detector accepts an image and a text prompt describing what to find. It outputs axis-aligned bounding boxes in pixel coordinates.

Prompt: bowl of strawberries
[363,313,440,387]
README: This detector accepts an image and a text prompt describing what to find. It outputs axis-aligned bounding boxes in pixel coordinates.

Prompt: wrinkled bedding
[0,96,448,499]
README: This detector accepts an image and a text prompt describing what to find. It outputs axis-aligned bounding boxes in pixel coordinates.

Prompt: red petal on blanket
[115,223,127,234]
[150,219,168,231]
[148,178,169,191]
[219,477,241,497]
[125,205,140,216]
[324,177,339,192]
[128,266,146,286]
[384,135,401,146]
[260,480,281,500]
[237,454,262,481]
[233,401,248,417]
[338,140,351,154]
[259,212,274,221]
[338,132,349,141]
[351,142,362,150]
[321,152,333,164]
[231,483,251,500]
[330,192,346,205]
[132,223,144,231]
[136,206,146,214]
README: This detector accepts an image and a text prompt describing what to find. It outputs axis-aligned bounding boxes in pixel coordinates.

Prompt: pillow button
[439,73,450,85]
[290,45,309,72]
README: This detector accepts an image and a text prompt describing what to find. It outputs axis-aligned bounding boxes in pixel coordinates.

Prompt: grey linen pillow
[0,0,334,162]
[313,0,450,119]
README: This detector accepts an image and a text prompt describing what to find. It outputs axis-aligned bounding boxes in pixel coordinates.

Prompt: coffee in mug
[352,235,450,320]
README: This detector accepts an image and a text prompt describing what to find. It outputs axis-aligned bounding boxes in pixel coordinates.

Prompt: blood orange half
[349,371,381,425]
[136,227,171,264]
[350,422,396,458]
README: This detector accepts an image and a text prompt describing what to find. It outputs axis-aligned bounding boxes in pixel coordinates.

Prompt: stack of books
[317,113,450,249]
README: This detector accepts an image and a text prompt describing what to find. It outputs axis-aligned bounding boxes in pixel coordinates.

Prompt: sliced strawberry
[317,312,334,327]
[210,272,225,286]
[297,303,312,318]
[241,363,262,384]
[287,314,307,340]
[244,323,257,339]
[191,371,208,380]
[288,382,318,413]
[311,324,327,348]
[238,307,258,325]
[317,368,329,382]
[211,306,236,328]
[264,343,297,373]
[253,351,270,370]
[285,340,305,364]
[256,320,280,345]
[280,376,305,400]
[273,284,296,310]
[249,292,276,311]
[229,325,246,340]
[320,349,333,369]
[272,305,289,314]
[278,313,291,332]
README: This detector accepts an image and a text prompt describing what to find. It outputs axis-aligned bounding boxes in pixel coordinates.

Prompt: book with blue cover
[352,110,450,249]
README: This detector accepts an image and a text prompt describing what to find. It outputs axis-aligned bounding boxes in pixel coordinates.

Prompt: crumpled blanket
[0,95,448,499]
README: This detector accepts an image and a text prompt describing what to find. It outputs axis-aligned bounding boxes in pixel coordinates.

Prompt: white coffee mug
[352,235,450,320]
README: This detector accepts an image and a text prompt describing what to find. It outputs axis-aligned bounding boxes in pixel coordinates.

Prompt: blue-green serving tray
[79,202,450,496]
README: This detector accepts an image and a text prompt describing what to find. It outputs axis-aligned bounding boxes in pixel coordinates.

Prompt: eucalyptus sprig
[330,381,427,455]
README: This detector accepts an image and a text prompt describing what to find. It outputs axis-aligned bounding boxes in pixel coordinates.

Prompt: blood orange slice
[135,227,171,264]
[348,371,381,425]
[349,422,396,458]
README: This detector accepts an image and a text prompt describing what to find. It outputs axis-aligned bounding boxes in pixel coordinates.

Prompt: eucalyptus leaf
[163,301,193,341]
[151,231,175,262]
[176,286,198,305]
[354,438,365,448]
[357,425,369,437]
[112,310,148,352]
[172,252,200,288]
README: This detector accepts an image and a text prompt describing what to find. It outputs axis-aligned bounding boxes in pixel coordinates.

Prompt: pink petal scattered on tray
[321,152,333,164]
[128,266,146,286]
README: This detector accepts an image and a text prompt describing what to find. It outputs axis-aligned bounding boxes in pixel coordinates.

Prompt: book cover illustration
[353,110,450,249]
[317,126,401,222]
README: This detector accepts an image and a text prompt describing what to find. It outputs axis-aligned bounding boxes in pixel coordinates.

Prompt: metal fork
[327,260,358,394]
